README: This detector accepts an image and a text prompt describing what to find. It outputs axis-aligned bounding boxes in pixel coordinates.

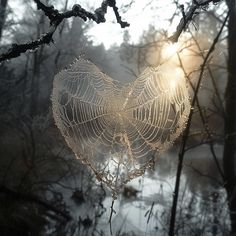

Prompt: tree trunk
[0,0,7,40]
[224,1,236,234]
[30,52,40,117]
[30,14,45,117]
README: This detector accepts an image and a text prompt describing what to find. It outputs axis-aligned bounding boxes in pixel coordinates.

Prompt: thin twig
[146,201,154,224]
[0,0,129,62]
[177,53,225,181]
[109,199,116,235]
[0,184,72,220]
[168,12,229,236]
[169,0,222,43]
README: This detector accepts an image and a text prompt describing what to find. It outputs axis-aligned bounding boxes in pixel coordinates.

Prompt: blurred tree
[224,0,236,234]
[167,1,236,235]
[0,1,114,235]
[0,0,129,62]
[1,0,236,235]
[0,0,7,39]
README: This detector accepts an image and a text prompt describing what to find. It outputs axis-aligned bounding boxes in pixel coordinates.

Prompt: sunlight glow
[170,78,177,90]
[52,59,190,197]
[161,42,180,61]
[8,0,183,49]
[165,43,179,57]
[170,68,184,90]
[176,67,184,78]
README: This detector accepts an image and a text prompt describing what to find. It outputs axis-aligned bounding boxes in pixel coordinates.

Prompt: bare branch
[168,11,229,236]
[0,0,129,62]
[177,53,225,181]
[0,184,72,220]
[169,0,222,43]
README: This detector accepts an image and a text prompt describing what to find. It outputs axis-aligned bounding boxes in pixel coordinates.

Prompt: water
[45,144,230,236]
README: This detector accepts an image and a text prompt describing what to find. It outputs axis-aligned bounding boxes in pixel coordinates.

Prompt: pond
[46,144,230,236]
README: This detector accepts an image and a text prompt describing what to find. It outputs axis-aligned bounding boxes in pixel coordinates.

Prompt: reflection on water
[47,145,230,236]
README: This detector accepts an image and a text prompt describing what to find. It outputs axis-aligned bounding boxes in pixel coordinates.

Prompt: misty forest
[0,0,236,235]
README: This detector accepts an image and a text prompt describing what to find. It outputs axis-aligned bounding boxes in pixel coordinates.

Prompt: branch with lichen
[169,0,222,42]
[0,0,129,62]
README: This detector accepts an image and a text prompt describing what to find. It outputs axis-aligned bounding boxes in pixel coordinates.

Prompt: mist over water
[0,1,231,235]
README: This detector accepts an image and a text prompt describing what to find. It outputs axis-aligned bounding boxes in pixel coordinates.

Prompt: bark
[224,0,236,234]
[0,0,7,39]
[0,0,129,62]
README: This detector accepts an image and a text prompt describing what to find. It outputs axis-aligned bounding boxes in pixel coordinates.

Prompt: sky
[85,0,179,48]
[8,0,184,49]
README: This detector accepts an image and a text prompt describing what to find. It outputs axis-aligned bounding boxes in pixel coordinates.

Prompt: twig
[168,12,229,236]
[177,52,225,181]
[169,0,222,43]
[0,184,72,220]
[185,163,223,186]
[0,0,129,62]
[146,201,154,224]
[109,199,116,235]
[190,30,225,117]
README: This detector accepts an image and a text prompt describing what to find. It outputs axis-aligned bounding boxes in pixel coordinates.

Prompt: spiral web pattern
[52,59,190,195]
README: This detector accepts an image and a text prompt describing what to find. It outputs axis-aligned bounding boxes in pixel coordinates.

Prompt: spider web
[52,59,190,196]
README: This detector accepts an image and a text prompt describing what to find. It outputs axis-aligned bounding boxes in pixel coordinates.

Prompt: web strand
[52,58,190,195]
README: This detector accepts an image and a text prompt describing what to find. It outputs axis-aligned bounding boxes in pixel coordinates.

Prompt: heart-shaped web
[52,58,190,197]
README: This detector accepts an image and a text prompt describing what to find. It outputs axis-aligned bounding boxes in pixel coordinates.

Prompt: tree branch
[169,0,222,43]
[168,11,229,236]
[0,184,72,221]
[0,0,129,63]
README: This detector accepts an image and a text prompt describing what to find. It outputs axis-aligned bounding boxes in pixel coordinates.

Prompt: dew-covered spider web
[52,58,190,197]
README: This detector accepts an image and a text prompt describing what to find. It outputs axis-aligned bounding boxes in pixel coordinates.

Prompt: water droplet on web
[52,59,190,195]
